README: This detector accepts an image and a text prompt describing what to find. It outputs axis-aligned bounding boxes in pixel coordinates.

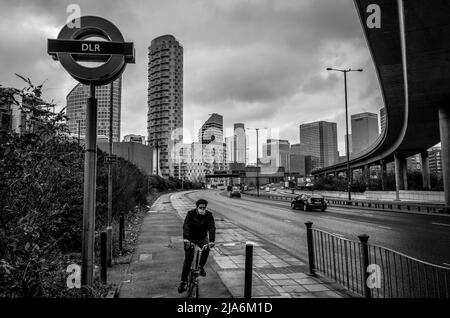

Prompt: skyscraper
[147,35,183,178]
[429,147,442,176]
[351,112,379,155]
[261,139,290,169]
[66,78,122,142]
[299,121,338,168]
[407,154,422,171]
[345,134,353,154]
[199,113,223,144]
[234,123,246,164]
[225,135,235,164]
[198,113,227,174]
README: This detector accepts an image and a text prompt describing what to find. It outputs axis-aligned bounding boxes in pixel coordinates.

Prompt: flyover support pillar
[394,154,406,200]
[380,160,387,191]
[363,165,370,188]
[402,159,408,191]
[439,106,450,207]
[421,151,431,190]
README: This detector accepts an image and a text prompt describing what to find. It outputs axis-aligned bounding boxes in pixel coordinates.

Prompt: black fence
[305,222,450,298]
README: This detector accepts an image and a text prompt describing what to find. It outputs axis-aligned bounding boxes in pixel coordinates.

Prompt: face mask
[197,207,206,215]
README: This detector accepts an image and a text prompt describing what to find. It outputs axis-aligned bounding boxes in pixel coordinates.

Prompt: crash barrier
[305,222,450,298]
[242,191,450,215]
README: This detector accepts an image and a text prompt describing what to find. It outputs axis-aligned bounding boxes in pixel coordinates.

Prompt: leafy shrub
[0,78,149,297]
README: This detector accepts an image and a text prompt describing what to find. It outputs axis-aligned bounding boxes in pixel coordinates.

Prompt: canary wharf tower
[147,35,183,177]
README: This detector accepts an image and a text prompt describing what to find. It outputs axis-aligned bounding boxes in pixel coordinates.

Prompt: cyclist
[178,199,216,293]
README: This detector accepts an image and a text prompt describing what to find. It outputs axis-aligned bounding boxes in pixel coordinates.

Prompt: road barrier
[305,222,450,298]
[325,197,448,214]
[242,191,450,215]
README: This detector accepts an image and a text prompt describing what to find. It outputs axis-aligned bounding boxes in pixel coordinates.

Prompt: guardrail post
[119,214,125,252]
[358,234,371,298]
[100,231,107,283]
[305,222,316,276]
[244,242,253,299]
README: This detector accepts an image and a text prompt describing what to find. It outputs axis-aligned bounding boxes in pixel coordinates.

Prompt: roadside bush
[313,175,367,192]
[0,78,149,297]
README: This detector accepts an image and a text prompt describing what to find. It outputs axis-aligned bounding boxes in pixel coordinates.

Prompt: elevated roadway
[313,0,450,206]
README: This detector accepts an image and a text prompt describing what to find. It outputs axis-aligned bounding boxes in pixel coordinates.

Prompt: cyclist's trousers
[181,237,210,282]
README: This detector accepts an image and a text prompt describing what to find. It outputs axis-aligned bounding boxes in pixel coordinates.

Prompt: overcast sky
[0,0,383,161]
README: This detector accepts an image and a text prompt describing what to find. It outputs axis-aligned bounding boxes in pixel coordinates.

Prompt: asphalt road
[185,190,450,267]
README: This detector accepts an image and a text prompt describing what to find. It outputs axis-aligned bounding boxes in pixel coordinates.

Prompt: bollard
[100,231,107,283]
[119,214,125,252]
[244,242,253,299]
[358,234,371,298]
[305,222,316,276]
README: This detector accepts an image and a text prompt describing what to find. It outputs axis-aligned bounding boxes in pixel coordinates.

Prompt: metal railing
[305,222,450,298]
[242,191,450,215]
[324,197,448,214]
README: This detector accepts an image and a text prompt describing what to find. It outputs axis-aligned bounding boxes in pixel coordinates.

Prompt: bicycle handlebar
[185,241,215,250]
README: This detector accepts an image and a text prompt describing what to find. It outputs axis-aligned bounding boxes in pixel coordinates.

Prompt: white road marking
[283,219,292,223]
[377,225,392,230]
[432,222,450,227]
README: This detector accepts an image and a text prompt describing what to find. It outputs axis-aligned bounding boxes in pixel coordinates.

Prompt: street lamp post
[326,67,363,202]
[247,127,265,197]
[155,139,160,176]
[179,148,184,190]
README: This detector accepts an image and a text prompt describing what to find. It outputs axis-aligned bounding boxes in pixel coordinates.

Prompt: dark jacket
[183,209,216,242]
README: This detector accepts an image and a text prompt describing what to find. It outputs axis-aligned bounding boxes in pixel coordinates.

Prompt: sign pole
[81,83,98,286]
[107,82,113,267]
[48,15,135,287]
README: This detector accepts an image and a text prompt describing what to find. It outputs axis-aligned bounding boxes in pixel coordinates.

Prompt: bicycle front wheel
[188,282,199,298]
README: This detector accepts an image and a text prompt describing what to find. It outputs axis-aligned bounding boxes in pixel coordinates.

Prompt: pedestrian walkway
[171,191,350,298]
[119,193,231,298]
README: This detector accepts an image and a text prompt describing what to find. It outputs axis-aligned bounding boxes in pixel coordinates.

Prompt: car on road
[230,187,241,198]
[291,194,327,211]
[297,182,314,190]
[271,187,276,191]
[265,187,270,192]
[217,184,226,191]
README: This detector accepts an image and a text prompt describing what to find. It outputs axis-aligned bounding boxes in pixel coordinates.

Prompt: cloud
[0,0,383,155]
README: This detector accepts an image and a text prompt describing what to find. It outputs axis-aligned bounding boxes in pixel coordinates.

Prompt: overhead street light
[326,67,363,202]
[247,127,267,197]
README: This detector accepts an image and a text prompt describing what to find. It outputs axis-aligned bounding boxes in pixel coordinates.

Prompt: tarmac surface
[119,191,350,298]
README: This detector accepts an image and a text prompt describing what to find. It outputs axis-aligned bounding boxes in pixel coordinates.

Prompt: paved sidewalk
[119,193,231,298]
[171,191,350,298]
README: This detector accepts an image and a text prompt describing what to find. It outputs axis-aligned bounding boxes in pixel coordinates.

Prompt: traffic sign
[47,16,134,287]
[104,155,117,165]
[47,16,135,86]
[48,39,134,62]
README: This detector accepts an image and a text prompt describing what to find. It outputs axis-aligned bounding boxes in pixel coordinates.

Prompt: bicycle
[186,242,214,298]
